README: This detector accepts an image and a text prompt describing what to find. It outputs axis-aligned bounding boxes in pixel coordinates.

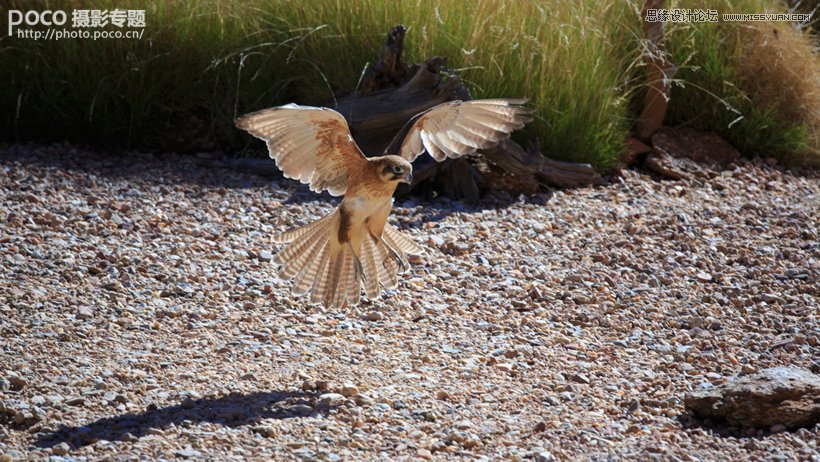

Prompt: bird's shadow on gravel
[34,390,328,450]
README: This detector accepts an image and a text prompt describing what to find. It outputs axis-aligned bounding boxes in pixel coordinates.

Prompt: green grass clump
[1,0,817,170]
[0,0,638,171]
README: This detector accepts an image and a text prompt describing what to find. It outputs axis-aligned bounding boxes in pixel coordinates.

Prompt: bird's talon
[354,256,366,282]
[349,243,366,282]
[396,254,409,272]
[379,238,409,272]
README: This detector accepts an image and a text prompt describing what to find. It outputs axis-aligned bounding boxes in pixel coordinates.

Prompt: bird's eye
[392,165,403,173]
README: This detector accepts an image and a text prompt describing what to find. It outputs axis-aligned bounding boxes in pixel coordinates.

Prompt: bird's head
[377,156,413,185]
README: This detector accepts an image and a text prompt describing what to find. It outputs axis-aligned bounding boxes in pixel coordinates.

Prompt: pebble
[361,311,384,321]
[416,448,433,460]
[456,419,474,430]
[6,374,26,389]
[340,382,359,397]
[544,395,560,406]
[705,372,723,380]
[175,448,202,459]
[535,451,555,462]
[13,411,28,425]
[76,306,95,319]
[495,363,515,373]
[252,425,277,438]
[318,393,346,404]
[741,365,758,375]
[695,272,713,282]
[258,250,273,262]
[429,236,445,247]
[52,443,70,456]
[627,399,641,413]
[291,404,313,415]
[314,381,331,392]
[759,293,782,303]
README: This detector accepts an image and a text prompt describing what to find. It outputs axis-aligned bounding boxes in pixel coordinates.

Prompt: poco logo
[7,10,68,36]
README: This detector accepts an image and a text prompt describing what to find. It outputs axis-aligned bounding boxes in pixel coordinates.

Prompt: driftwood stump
[330,25,601,201]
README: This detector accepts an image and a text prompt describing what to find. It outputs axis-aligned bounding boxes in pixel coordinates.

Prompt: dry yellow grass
[664,0,820,167]
[735,22,820,167]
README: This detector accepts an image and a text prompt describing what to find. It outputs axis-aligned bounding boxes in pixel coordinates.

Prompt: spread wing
[235,104,368,196]
[389,99,534,162]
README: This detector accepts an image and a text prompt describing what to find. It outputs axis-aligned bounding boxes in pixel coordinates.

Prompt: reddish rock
[622,137,653,165]
[652,126,741,167]
[644,151,711,180]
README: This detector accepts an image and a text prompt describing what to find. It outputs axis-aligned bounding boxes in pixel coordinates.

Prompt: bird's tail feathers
[271,214,422,309]
[273,213,335,244]
[383,224,424,255]
[273,211,359,309]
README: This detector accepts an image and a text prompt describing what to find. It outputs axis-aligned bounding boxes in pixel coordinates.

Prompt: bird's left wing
[388,99,533,162]
[235,104,368,196]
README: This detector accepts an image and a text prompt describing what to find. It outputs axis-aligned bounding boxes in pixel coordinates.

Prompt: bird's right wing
[389,99,533,162]
[235,104,368,196]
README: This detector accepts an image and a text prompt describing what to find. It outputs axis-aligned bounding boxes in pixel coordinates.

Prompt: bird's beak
[401,172,413,184]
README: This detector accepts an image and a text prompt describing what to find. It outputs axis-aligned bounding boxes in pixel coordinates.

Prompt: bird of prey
[235,99,532,309]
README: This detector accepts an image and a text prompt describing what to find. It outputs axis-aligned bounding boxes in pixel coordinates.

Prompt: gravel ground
[0,144,818,462]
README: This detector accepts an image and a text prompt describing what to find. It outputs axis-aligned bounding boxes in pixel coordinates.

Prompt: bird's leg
[378,236,409,273]
[348,242,366,283]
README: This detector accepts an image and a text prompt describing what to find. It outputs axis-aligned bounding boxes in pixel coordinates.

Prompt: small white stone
[340,383,359,397]
[495,363,515,373]
[695,271,712,282]
[52,443,70,456]
[318,393,345,404]
[76,306,94,320]
[361,311,383,321]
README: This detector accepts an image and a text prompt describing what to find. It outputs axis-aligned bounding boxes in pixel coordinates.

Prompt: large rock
[684,367,820,429]
[645,126,742,180]
[644,152,706,180]
[652,126,741,167]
